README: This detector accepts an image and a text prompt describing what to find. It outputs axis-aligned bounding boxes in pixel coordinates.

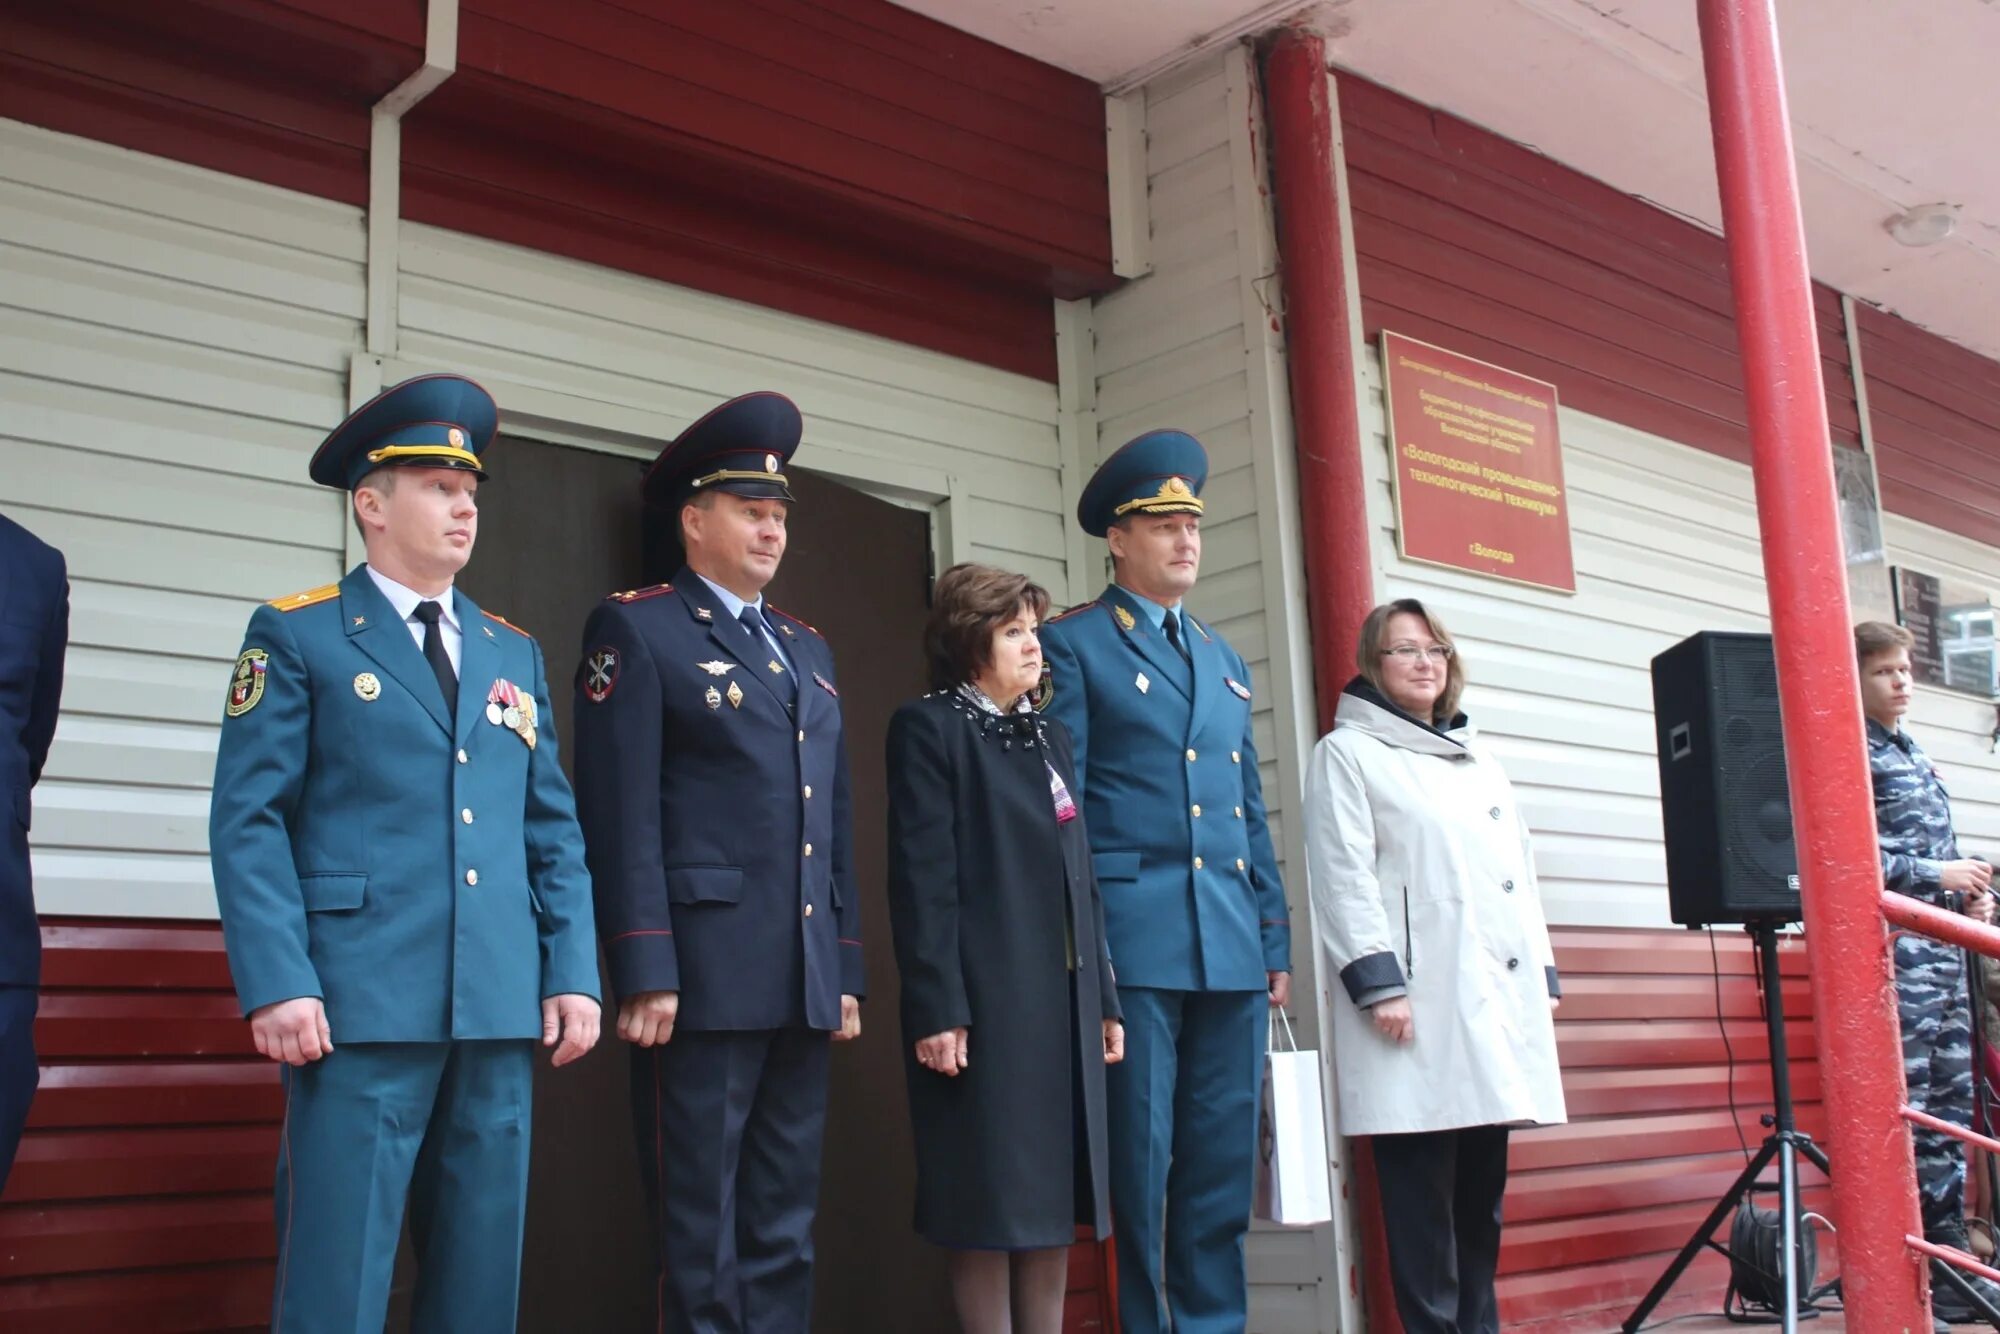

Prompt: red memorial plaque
[1381,332,1575,593]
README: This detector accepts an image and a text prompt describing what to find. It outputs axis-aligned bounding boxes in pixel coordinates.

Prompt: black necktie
[413,600,457,713]
[1164,611,1192,665]
[740,605,796,704]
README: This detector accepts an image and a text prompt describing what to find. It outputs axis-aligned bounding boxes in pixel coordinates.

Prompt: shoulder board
[608,583,674,604]
[482,610,530,637]
[1048,600,1104,624]
[767,605,822,638]
[266,583,339,612]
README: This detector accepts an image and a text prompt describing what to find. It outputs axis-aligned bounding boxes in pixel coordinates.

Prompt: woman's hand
[916,1027,969,1076]
[1103,1019,1125,1065]
[1370,997,1414,1044]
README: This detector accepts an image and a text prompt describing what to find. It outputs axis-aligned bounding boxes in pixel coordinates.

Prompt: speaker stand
[1623,922,1825,1334]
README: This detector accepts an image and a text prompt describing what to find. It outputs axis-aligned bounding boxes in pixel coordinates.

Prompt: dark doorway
[430,438,942,1331]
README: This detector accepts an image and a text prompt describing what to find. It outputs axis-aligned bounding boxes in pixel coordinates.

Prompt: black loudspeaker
[1651,631,1801,926]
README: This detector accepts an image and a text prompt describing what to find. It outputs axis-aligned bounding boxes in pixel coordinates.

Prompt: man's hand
[916,1026,968,1075]
[1941,859,1993,896]
[1103,1019,1125,1065]
[1972,889,1998,926]
[618,991,679,1047]
[834,994,862,1042]
[250,996,332,1066]
[1267,970,1291,1009]
[542,994,601,1067]
[1371,996,1414,1045]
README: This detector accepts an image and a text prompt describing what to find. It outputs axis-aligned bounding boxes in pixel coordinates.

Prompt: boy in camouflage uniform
[1858,620,2000,1323]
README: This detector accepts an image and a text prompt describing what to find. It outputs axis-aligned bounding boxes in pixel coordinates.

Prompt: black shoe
[1929,1221,2000,1320]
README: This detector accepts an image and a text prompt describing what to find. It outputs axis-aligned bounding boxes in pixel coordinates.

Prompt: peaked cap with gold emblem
[1077,428,1208,537]
[307,373,498,490]
[642,391,801,509]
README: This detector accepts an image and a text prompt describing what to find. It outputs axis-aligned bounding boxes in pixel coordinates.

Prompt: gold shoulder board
[267,584,339,612]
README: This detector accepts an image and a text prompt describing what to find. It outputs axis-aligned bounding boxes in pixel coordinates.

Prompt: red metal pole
[1264,27,1376,738]
[1695,2,1927,1328]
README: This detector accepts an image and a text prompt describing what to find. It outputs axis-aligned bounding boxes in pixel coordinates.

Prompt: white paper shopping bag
[1254,1010,1334,1226]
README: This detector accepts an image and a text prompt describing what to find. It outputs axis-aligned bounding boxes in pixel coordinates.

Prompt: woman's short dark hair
[926,563,1051,692]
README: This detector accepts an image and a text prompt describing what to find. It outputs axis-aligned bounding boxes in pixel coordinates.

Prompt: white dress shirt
[695,572,794,675]
[366,565,462,676]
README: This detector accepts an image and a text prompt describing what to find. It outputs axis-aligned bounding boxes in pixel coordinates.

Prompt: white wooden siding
[1363,346,2000,929]
[1088,47,1338,1334]
[1,116,1067,921]
[0,121,361,919]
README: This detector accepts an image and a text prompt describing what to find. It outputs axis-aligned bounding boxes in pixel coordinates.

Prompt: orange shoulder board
[609,584,674,604]
[482,610,530,637]
[267,583,339,612]
[1048,600,1103,624]
[768,605,822,638]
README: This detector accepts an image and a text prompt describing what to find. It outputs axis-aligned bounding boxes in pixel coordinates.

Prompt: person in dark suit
[0,512,68,1190]
[207,375,602,1333]
[1038,430,1292,1334]
[572,391,862,1334]
[885,562,1123,1334]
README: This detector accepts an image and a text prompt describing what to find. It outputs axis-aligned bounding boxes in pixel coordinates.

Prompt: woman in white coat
[1303,598,1565,1334]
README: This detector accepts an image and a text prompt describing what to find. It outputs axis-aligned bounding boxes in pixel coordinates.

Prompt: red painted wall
[0,0,1115,380]
[0,922,275,1333]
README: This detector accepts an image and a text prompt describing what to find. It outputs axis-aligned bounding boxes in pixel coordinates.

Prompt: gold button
[805,904,815,918]
[461,809,473,824]
[1194,856,1204,870]
[1185,749,1197,762]
[1191,804,1202,817]
[1237,858,1247,871]
[1231,751,1241,763]
[804,785,813,799]
[804,843,814,857]
[1235,806,1243,818]
[456,749,468,764]
[798,730,806,742]
[465,869,478,886]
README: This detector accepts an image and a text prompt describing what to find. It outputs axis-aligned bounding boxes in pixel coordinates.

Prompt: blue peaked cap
[1076,429,1209,537]
[308,374,498,490]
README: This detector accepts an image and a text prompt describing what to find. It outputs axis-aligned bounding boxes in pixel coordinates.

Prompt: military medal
[1135,672,1150,694]
[727,681,744,709]
[353,672,381,701]
[486,701,503,724]
[487,679,537,748]
[705,685,722,710]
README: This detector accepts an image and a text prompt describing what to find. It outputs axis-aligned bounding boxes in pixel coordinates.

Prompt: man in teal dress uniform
[208,374,602,1333]
[1039,429,1292,1334]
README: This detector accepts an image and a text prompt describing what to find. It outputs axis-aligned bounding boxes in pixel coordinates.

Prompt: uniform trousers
[0,984,37,1189]
[1371,1124,1511,1334]
[632,1027,831,1334]
[271,1039,535,1334]
[1106,987,1263,1334]
[1896,935,1973,1233]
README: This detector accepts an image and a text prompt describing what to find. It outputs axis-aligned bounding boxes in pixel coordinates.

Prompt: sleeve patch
[579,648,620,703]
[226,649,269,717]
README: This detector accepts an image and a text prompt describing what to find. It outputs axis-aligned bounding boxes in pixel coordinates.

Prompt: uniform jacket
[1869,718,1964,905]
[1303,680,1565,1136]
[208,565,599,1042]
[885,691,1117,1248]
[1038,584,1289,992]
[571,569,861,1032]
[0,514,68,986]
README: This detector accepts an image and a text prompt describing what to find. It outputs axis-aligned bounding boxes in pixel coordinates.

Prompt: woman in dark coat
[886,562,1124,1334]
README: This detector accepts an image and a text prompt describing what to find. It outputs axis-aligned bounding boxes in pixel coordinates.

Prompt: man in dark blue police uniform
[0,512,67,1190]
[572,392,862,1334]
[1039,430,1292,1334]
[208,375,602,1333]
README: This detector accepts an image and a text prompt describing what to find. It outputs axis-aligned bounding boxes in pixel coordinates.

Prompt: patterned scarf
[956,683,1077,823]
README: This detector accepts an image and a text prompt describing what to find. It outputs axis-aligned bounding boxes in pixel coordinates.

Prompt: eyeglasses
[1382,644,1453,663]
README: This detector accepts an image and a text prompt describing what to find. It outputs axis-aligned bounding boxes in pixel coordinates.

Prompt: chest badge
[1225,677,1252,701]
[768,660,786,675]
[705,685,723,710]
[696,660,734,676]
[695,607,714,622]
[353,672,381,702]
[582,648,620,703]
[1135,672,1150,695]
[727,681,745,709]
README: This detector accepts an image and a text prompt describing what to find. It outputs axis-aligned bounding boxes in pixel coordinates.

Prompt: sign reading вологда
[1381,332,1575,594]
